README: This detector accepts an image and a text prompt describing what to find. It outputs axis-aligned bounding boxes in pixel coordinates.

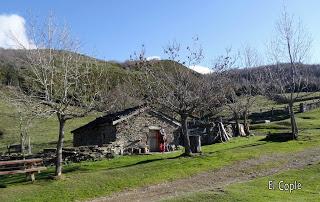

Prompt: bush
[0,184,7,188]
[0,128,4,138]
[0,63,20,86]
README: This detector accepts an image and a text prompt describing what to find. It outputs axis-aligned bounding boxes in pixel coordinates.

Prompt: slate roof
[71,106,180,133]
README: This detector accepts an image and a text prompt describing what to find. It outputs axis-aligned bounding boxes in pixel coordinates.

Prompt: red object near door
[159,143,165,152]
[156,131,165,152]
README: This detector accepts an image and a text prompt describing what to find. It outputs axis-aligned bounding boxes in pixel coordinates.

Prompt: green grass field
[0,98,100,152]
[251,107,320,135]
[168,163,320,202]
[214,94,319,120]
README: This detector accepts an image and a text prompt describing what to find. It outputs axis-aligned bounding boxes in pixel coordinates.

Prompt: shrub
[0,128,4,138]
[0,184,7,188]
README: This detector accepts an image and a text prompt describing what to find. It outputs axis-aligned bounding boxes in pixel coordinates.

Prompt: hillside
[2,48,320,97]
[232,63,320,93]
[0,48,197,88]
[0,48,135,87]
[1,48,320,153]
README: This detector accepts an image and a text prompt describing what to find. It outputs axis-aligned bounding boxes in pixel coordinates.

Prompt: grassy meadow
[168,164,320,202]
[0,98,100,152]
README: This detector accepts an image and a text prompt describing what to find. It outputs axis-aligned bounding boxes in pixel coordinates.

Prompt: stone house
[71,106,181,152]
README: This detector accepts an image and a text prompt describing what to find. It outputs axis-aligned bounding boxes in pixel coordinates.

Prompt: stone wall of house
[73,124,117,147]
[115,111,180,148]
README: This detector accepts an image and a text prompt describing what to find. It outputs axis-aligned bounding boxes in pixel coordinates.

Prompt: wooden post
[285,106,290,114]
[30,173,35,182]
[189,135,201,153]
[27,136,32,154]
[299,103,306,113]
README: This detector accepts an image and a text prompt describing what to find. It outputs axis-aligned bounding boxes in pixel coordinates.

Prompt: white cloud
[146,56,161,61]
[0,14,35,49]
[189,65,212,74]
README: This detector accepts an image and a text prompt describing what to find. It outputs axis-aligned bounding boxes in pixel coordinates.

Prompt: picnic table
[0,158,46,181]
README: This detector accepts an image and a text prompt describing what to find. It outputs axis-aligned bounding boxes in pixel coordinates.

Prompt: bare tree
[214,49,246,136]
[98,79,144,113]
[216,47,263,137]
[133,39,220,156]
[239,46,262,135]
[267,9,312,139]
[4,87,48,155]
[15,15,103,177]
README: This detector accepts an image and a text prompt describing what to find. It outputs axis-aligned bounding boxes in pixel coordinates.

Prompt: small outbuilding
[71,106,181,153]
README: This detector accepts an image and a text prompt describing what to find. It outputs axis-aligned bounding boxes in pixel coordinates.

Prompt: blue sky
[0,0,320,71]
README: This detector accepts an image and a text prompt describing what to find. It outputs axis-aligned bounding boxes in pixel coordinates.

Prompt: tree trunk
[27,135,31,154]
[243,111,250,136]
[181,114,191,156]
[234,112,240,137]
[55,113,66,177]
[288,103,298,139]
[20,132,25,155]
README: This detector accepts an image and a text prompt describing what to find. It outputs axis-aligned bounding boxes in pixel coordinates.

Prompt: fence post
[285,106,290,114]
[299,103,306,113]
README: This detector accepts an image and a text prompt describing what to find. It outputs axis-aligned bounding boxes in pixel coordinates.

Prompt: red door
[158,131,165,152]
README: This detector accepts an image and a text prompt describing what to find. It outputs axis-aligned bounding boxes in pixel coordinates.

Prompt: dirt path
[88,148,320,202]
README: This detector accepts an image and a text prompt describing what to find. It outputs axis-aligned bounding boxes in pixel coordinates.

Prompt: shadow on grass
[259,132,293,142]
[0,155,185,187]
[1,152,188,186]
[0,165,89,186]
[63,165,90,173]
[206,141,268,155]
[106,155,183,171]
[0,171,53,185]
[250,109,291,123]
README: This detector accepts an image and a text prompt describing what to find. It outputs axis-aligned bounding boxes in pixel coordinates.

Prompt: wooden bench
[7,144,31,155]
[7,144,22,155]
[0,158,46,182]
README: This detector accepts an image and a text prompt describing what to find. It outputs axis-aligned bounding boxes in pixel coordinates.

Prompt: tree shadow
[0,171,54,185]
[106,155,183,170]
[250,109,291,123]
[63,165,90,173]
[259,132,293,142]
[0,153,183,187]
[0,165,88,186]
[206,141,267,155]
